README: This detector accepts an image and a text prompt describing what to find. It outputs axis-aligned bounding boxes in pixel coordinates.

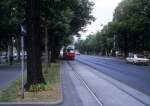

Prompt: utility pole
[21,34,24,99]
[20,23,26,99]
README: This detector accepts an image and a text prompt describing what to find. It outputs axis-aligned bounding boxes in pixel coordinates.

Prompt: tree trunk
[124,34,128,58]
[44,22,49,73]
[51,47,57,62]
[25,0,45,89]
[16,37,21,61]
[9,37,14,65]
[50,35,57,62]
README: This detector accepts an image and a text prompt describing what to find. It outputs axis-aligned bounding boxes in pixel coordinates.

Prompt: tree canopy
[77,0,150,57]
[0,0,94,88]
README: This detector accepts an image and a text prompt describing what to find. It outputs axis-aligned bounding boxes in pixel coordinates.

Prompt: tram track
[67,61,103,106]
[67,60,150,106]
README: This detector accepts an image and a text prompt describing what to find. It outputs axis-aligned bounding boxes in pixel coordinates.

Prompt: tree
[0,0,95,89]
[41,0,95,62]
[113,0,150,56]
[77,0,150,57]
[25,0,45,89]
[0,0,25,63]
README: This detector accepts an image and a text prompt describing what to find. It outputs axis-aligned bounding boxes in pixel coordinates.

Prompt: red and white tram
[63,45,75,60]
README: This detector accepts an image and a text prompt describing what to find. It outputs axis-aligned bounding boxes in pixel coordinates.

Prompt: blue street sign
[20,20,27,36]
[21,25,26,33]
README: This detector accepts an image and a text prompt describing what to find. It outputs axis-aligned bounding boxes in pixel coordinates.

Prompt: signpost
[20,24,26,99]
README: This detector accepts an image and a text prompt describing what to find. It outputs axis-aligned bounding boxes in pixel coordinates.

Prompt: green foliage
[77,0,150,56]
[29,83,50,92]
[0,0,94,85]
[113,0,150,53]
[0,0,25,50]
[0,0,94,52]
[44,0,95,52]
[45,63,60,84]
[29,62,60,92]
[0,62,60,102]
[0,78,20,102]
[76,23,114,55]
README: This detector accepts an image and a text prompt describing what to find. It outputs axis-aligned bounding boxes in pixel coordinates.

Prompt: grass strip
[0,62,60,102]
[0,78,21,102]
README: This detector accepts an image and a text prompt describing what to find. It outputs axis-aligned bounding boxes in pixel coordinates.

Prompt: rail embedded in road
[67,60,150,106]
[67,61,103,106]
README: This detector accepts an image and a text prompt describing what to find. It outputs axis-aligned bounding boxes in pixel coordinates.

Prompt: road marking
[76,59,149,106]
[68,62,103,106]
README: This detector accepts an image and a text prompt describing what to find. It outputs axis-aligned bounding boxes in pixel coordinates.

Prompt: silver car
[126,54,149,65]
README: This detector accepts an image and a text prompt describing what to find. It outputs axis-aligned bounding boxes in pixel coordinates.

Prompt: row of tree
[0,0,94,89]
[76,0,150,57]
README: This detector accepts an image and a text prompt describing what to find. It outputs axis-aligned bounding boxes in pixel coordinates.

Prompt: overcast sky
[80,0,122,39]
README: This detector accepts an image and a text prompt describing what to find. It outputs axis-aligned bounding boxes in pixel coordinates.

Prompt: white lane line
[69,62,103,106]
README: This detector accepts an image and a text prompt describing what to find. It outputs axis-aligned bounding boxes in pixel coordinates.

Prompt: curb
[0,62,64,106]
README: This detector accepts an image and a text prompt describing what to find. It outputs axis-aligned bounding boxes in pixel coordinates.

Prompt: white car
[126,54,149,65]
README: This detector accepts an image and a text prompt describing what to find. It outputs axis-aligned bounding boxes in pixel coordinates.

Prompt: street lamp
[20,23,26,99]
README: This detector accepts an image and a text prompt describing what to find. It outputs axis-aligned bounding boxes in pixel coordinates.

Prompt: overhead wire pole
[21,24,26,99]
[21,34,24,99]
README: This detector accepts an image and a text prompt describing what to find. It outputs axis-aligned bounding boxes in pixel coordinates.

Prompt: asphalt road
[0,64,21,89]
[59,61,100,106]
[58,60,150,106]
[76,55,150,96]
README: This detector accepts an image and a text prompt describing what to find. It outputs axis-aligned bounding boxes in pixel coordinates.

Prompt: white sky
[79,0,122,39]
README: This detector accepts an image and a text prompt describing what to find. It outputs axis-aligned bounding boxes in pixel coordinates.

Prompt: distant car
[75,51,80,55]
[126,54,149,65]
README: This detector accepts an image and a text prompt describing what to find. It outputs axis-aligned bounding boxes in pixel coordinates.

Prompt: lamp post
[20,23,26,99]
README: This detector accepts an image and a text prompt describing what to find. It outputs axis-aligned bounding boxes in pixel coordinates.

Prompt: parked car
[126,54,149,65]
